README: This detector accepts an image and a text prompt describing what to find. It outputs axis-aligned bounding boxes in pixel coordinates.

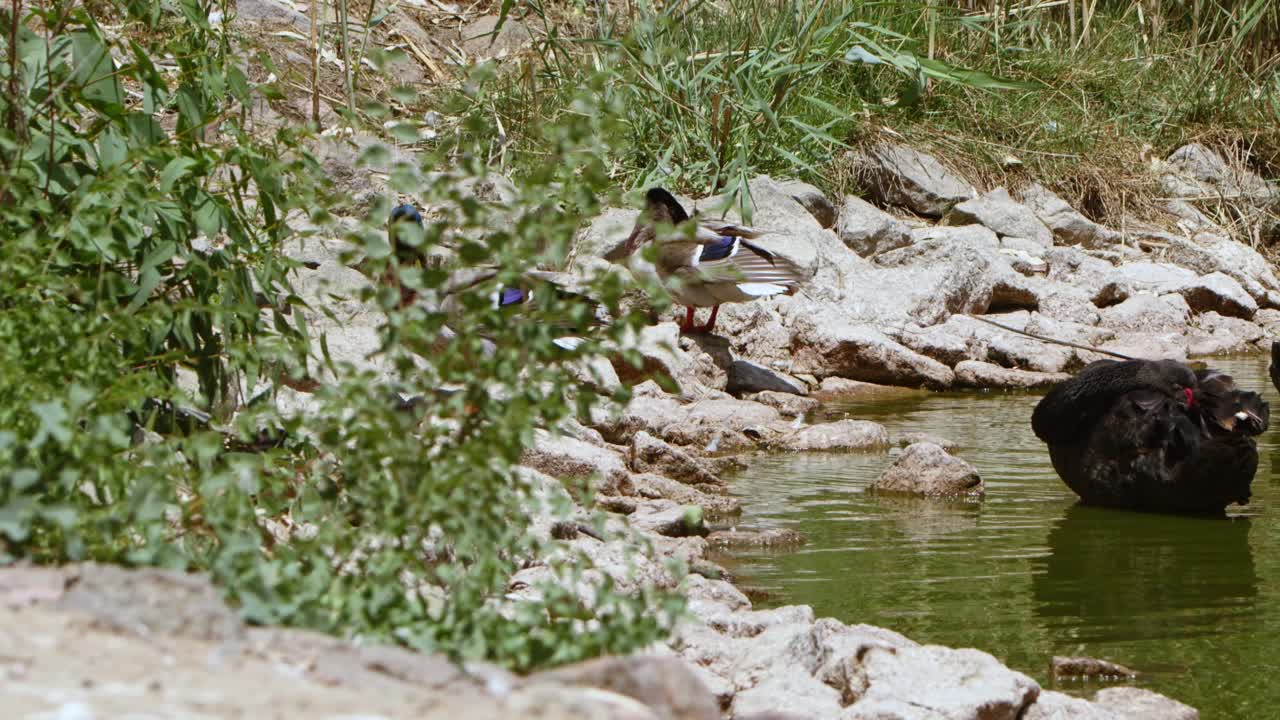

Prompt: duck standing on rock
[604,188,806,333]
[1032,358,1268,514]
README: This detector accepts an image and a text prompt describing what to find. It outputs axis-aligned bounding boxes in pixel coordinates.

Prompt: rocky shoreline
[119,138,1279,717]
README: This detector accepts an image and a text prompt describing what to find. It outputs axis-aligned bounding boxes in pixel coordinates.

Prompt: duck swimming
[604,188,806,333]
[1032,358,1268,514]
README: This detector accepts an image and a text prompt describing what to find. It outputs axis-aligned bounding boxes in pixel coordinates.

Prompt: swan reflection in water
[1032,504,1258,646]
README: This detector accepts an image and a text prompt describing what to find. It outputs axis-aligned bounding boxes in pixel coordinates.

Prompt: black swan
[1032,359,1269,514]
[1270,340,1280,394]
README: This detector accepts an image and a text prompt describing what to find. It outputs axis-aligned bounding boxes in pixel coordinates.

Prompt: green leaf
[30,400,71,449]
[71,30,124,109]
[159,156,199,193]
[127,267,163,314]
[194,192,224,238]
[176,86,206,134]
[97,128,128,169]
[916,57,1043,91]
[126,113,167,146]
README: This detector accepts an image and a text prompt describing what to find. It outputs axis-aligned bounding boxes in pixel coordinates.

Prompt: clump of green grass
[466,0,1277,223]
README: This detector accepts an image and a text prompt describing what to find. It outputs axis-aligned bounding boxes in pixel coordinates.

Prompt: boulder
[839,195,913,257]
[1018,183,1122,249]
[1171,272,1257,319]
[504,684,662,720]
[947,187,1054,247]
[231,0,311,31]
[727,360,808,396]
[907,223,1000,249]
[920,314,1077,374]
[1159,143,1274,205]
[713,301,797,369]
[702,605,816,639]
[530,656,720,720]
[681,397,783,433]
[954,360,1070,389]
[1044,246,1117,297]
[774,420,891,452]
[1092,687,1199,720]
[732,671,844,720]
[627,500,709,538]
[1025,314,1114,348]
[815,377,924,400]
[522,431,634,496]
[872,240,1038,324]
[55,564,243,644]
[1051,656,1136,680]
[1186,311,1265,356]
[461,14,534,60]
[896,432,959,451]
[1023,691,1125,720]
[631,473,741,517]
[590,389,688,444]
[778,179,838,228]
[744,391,821,418]
[722,621,837,688]
[843,258,998,327]
[578,206,643,261]
[788,312,956,389]
[1034,283,1101,325]
[629,432,722,486]
[611,323,727,399]
[1159,233,1280,308]
[857,143,976,216]
[897,322,973,367]
[569,355,623,396]
[1001,247,1050,276]
[841,644,1039,719]
[1094,332,1188,362]
[1093,262,1199,305]
[871,443,984,498]
[705,528,807,548]
[1098,295,1190,334]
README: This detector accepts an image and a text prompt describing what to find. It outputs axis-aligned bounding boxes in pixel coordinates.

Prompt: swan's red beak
[1183,387,1196,408]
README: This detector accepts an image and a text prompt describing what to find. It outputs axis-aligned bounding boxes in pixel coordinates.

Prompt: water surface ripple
[719,355,1280,718]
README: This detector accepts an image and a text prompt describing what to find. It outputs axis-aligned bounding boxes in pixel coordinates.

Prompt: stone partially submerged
[871,443,984,498]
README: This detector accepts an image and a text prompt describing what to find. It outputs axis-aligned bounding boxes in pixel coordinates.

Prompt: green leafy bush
[0,1,680,670]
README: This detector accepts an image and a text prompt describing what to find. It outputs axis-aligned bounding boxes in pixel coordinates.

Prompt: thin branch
[310,0,321,127]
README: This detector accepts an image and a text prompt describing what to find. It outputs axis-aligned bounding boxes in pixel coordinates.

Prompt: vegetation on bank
[466,0,1278,223]
[0,0,1275,673]
[0,0,674,671]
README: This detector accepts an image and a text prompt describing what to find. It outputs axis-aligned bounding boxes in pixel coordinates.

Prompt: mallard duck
[387,203,604,349]
[604,188,806,333]
[1032,359,1268,514]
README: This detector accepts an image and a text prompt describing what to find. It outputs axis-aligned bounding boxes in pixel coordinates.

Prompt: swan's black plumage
[1034,359,1268,514]
[1031,358,1197,444]
[1270,340,1280,395]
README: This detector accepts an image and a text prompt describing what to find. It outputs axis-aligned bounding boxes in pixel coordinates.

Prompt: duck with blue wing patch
[386,203,606,351]
[605,188,807,333]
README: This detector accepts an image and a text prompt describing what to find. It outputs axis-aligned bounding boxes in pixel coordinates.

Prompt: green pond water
[718,353,1280,719]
